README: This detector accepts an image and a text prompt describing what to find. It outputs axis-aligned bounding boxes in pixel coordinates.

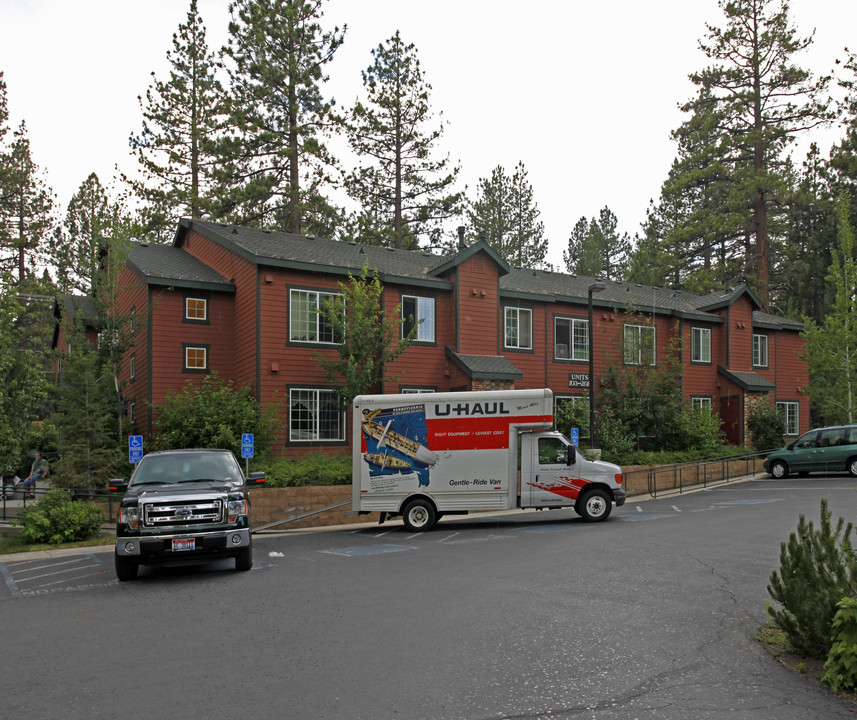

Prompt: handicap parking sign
[570,428,579,447]
[241,433,254,459]
[129,435,143,464]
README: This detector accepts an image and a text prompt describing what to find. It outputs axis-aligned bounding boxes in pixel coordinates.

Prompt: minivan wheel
[769,460,789,479]
[849,458,857,478]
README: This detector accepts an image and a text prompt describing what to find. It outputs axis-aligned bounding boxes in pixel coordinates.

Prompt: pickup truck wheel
[402,498,437,532]
[235,545,253,572]
[576,488,612,522]
[769,460,789,479]
[115,552,139,582]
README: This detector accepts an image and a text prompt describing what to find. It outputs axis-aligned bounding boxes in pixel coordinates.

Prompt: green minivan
[764,424,857,478]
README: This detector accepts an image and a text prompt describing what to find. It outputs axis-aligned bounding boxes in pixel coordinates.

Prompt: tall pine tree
[344,31,462,249]
[563,207,630,282]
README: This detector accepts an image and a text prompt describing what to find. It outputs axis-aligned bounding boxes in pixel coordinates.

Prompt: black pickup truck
[111,449,265,581]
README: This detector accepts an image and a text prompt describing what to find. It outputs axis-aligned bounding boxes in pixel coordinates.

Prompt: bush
[14,488,105,544]
[767,499,857,658]
[262,453,352,487]
[822,597,857,692]
[748,402,786,451]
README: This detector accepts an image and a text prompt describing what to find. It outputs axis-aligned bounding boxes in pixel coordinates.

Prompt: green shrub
[767,499,857,658]
[262,453,352,487]
[822,597,857,692]
[747,402,786,451]
[14,488,105,544]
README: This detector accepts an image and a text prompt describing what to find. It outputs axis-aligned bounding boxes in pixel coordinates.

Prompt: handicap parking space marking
[617,513,677,522]
[1,553,112,598]
[713,498,783,506]
[512,523,583,533]
[321,544,417,558]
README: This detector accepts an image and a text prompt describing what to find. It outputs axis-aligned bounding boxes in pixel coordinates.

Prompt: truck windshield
[131,453,242,486]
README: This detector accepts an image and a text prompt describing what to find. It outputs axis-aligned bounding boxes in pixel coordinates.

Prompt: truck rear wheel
[576,488,612,522]
[402,498,437,532]
[115,552,139,582]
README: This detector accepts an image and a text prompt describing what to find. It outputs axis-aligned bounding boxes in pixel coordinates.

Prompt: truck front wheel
[576,488,612,522]
[402,498,437,532]
[235,545,253,572]
[115,552,139,582]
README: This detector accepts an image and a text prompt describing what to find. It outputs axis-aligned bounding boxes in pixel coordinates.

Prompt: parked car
[763,424,857,478]
[111,449,265,581]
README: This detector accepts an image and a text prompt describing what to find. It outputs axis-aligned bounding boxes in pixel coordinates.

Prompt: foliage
[747,401,786,451]
[50,326,127,490]
[152,374,279,458]
[215,0,344,234]
[821,597,857,693]
[14,487,105,544]
[262,452,351,487]
[344,30,463,249]
[466,162,548,268]
[802,201,857,425]
[563,207,631,282]
[604,443,746,467]
[0,282,51,477]
[553,398,589,439]
[767,499,857,659]
[128,0,224,241]
[314,262,417,407]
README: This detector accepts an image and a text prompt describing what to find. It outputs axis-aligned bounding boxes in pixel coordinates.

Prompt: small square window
[186,297,208,321]
[185,346,208,370]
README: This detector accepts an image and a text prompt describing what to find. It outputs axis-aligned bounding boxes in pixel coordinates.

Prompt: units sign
[568,373,590,389]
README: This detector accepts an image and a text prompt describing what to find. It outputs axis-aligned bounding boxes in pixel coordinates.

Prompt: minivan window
[793,431,818,450]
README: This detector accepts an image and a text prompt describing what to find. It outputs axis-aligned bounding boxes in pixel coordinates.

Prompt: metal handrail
[646,450,769,498]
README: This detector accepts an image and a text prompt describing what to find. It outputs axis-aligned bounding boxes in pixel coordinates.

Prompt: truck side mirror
[567,446,577,465]
[109,479,128,492]
[246,471,266,485]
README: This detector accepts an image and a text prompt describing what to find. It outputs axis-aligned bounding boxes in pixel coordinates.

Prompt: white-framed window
[289,388,345,442]
[691,396,712,413]
[753,334,769,367]
[402,295,435,342]
[776,401,799,435]
[554,317,589,360]
[400,388,436,394]
[185,296,207,321]
[130,352,136,381]
[130,307,135,334]
[624,324,656,366]
[184,345,208,371]
[691,327,711,363]
[289,289,342,344]
[128,399,135,423]
[504,306,532,350]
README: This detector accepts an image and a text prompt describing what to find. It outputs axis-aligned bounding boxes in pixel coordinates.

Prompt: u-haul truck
[350,388,626,531]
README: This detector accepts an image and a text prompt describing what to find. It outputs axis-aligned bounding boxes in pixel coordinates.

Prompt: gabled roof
[127,242,235,292]
[445,347,523,381]
[428,239,512,279]
[718,366,777,392]
[693,284,763,313]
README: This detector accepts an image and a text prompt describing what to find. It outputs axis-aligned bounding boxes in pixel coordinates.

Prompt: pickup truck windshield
[131,452,243,486]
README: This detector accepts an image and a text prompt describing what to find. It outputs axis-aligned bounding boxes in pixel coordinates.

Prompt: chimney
[457,226,467,250]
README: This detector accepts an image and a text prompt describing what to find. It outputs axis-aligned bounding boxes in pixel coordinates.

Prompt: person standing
[22,451,49,499]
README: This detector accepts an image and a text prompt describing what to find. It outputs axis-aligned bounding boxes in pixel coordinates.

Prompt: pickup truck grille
[142,498,224,528]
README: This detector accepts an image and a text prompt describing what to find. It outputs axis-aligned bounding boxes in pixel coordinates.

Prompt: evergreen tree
[344,31,463,249]
[215,0,345,234]
[684,0,832,307]
[129,0,224,241]
[0,120,54,284]
[467,162,547,267]
[830,48,857,222]
[563,207,630,281]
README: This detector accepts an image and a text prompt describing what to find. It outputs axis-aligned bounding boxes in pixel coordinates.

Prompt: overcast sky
[2,0,854,269]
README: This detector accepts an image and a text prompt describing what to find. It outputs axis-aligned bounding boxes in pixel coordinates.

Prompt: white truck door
[524,435,586,508]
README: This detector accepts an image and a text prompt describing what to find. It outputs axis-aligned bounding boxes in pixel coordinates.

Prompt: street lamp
[588,281,606,449]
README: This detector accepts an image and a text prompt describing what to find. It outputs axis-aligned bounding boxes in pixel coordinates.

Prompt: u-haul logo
[434,402,511,417]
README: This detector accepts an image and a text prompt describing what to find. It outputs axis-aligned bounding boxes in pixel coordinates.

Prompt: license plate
[172,538,195,552]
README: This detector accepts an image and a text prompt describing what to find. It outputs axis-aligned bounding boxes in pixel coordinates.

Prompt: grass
[0,533,114,556]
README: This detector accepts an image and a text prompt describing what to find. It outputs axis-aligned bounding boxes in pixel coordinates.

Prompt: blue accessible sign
[570,427,579,447]
[129,435,143,464]
[241,433,254,459]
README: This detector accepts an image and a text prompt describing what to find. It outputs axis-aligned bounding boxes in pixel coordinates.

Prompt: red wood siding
[456,253,500,355]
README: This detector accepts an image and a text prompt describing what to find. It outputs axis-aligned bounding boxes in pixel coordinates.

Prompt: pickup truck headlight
[227,499,248,522]
[120,506,140,530]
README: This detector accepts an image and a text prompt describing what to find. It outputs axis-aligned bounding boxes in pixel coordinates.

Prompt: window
[691,396,712,413]
[184,345,208,371]
[402,295,435,342]
[400,387,436,394]
[777,401,799,435]
[691,327,711,364]
[129,352,135,381]
[128,400,135,423]
[130,307,135,334]
[554,317,589,361]
[624,324,656,366]
[185,296,208,322]
[290,289,341,344]
[753,334,769,367]
[290,389,345,442]
[504,306,532,350]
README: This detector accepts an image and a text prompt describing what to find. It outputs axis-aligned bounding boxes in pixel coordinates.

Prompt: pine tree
[216,0,345,234]
[129,0,224,241]
[467,162,547,267]
[344,31,462,249]
[830,48,857,222]
[563,207,629,281]
[685,0,832,307]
